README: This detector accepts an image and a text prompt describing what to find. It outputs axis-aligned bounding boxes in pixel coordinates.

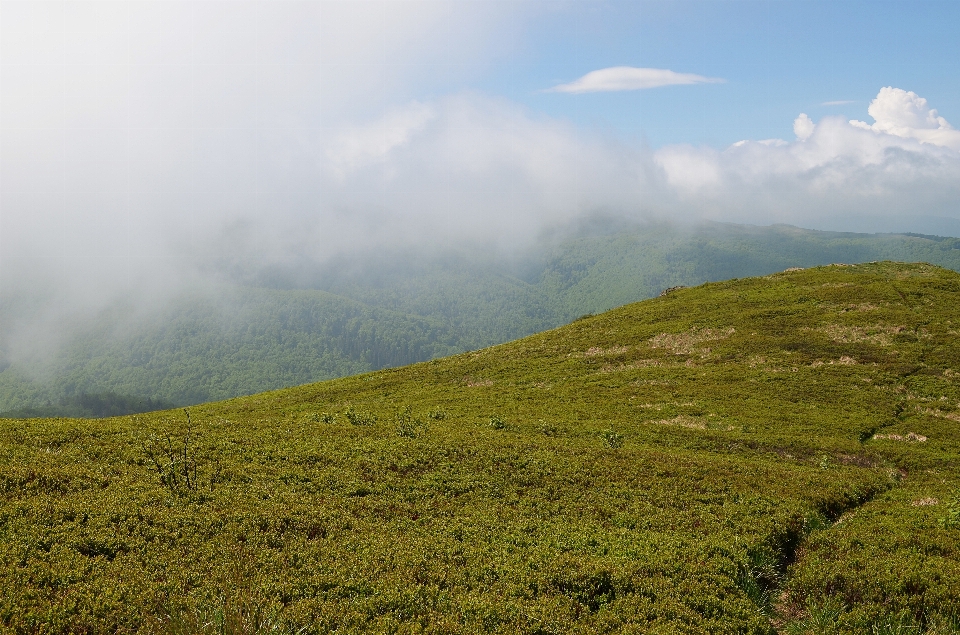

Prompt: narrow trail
[762,476,896,633]
[761,395,914,634]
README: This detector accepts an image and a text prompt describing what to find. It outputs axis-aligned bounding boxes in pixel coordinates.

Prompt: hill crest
[2,261,959,633]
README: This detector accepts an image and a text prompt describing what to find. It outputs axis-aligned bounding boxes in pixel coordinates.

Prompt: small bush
[395,406,424,438]
[343,405,377,426]
[942,490,960,529]
[427,407,447,421]
[804,511,830,533]
[601,429,623,449]
[488,416,506,430]
[141,410,220,494]
[539,420,559,436]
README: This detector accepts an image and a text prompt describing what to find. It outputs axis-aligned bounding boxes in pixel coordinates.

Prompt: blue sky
[466,1,960,148]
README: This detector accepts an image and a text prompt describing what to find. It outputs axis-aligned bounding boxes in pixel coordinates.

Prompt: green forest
[3,222,960,416]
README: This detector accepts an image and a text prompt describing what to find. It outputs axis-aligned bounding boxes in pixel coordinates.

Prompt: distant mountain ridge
[3,221,960,415]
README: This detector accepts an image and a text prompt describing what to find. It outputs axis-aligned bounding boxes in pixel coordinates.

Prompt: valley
[4,222,960,417]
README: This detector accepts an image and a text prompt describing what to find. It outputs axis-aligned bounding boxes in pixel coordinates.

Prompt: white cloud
[326,102,437,180]
[322,86,960,250]
[547,66,724,93]
[652,88,960,229]
[794,113,815,141]
[850,87,960,150]
[0,1,543,356]
[312,94,658,250]
[655,145,722,190]
[174,85,960,260]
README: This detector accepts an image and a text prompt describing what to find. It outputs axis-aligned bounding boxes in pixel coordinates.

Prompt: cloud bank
[229,84,960,269]
[547,66,724,93]
[0,1,539,361]
[654,87,960,229]
[1,0,959,366]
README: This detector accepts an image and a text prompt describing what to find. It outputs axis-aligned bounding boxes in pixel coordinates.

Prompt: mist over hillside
[3,221,960,416]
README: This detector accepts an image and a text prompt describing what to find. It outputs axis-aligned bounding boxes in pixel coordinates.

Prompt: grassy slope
[4,223,960,415]
[2,262,960,634]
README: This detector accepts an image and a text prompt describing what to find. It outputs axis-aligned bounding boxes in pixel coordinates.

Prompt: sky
[2,0,960,344]
[511,1,960,148]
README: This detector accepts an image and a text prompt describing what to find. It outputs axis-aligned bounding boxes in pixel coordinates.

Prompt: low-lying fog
[3,2,960,377]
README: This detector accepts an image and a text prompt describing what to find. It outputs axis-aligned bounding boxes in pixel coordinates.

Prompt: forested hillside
[3,222,960,415]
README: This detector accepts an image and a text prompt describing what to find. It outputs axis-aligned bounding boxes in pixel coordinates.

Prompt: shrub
[395,405,424,438]
[141,410,220,494]
[601,429,623,449]
[943,490,960,529]
[343,405,377,426]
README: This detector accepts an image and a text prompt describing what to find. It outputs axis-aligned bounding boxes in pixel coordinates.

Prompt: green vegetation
[4,222,960,418]
[2,261,959,633]
[0,288,461,416]
[0,391,175,419]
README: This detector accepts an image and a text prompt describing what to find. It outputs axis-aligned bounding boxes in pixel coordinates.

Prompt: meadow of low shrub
[2,262,960,633]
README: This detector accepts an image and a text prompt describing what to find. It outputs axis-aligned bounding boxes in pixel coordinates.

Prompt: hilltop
[4,222,960,416]
[1,262,959,633]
